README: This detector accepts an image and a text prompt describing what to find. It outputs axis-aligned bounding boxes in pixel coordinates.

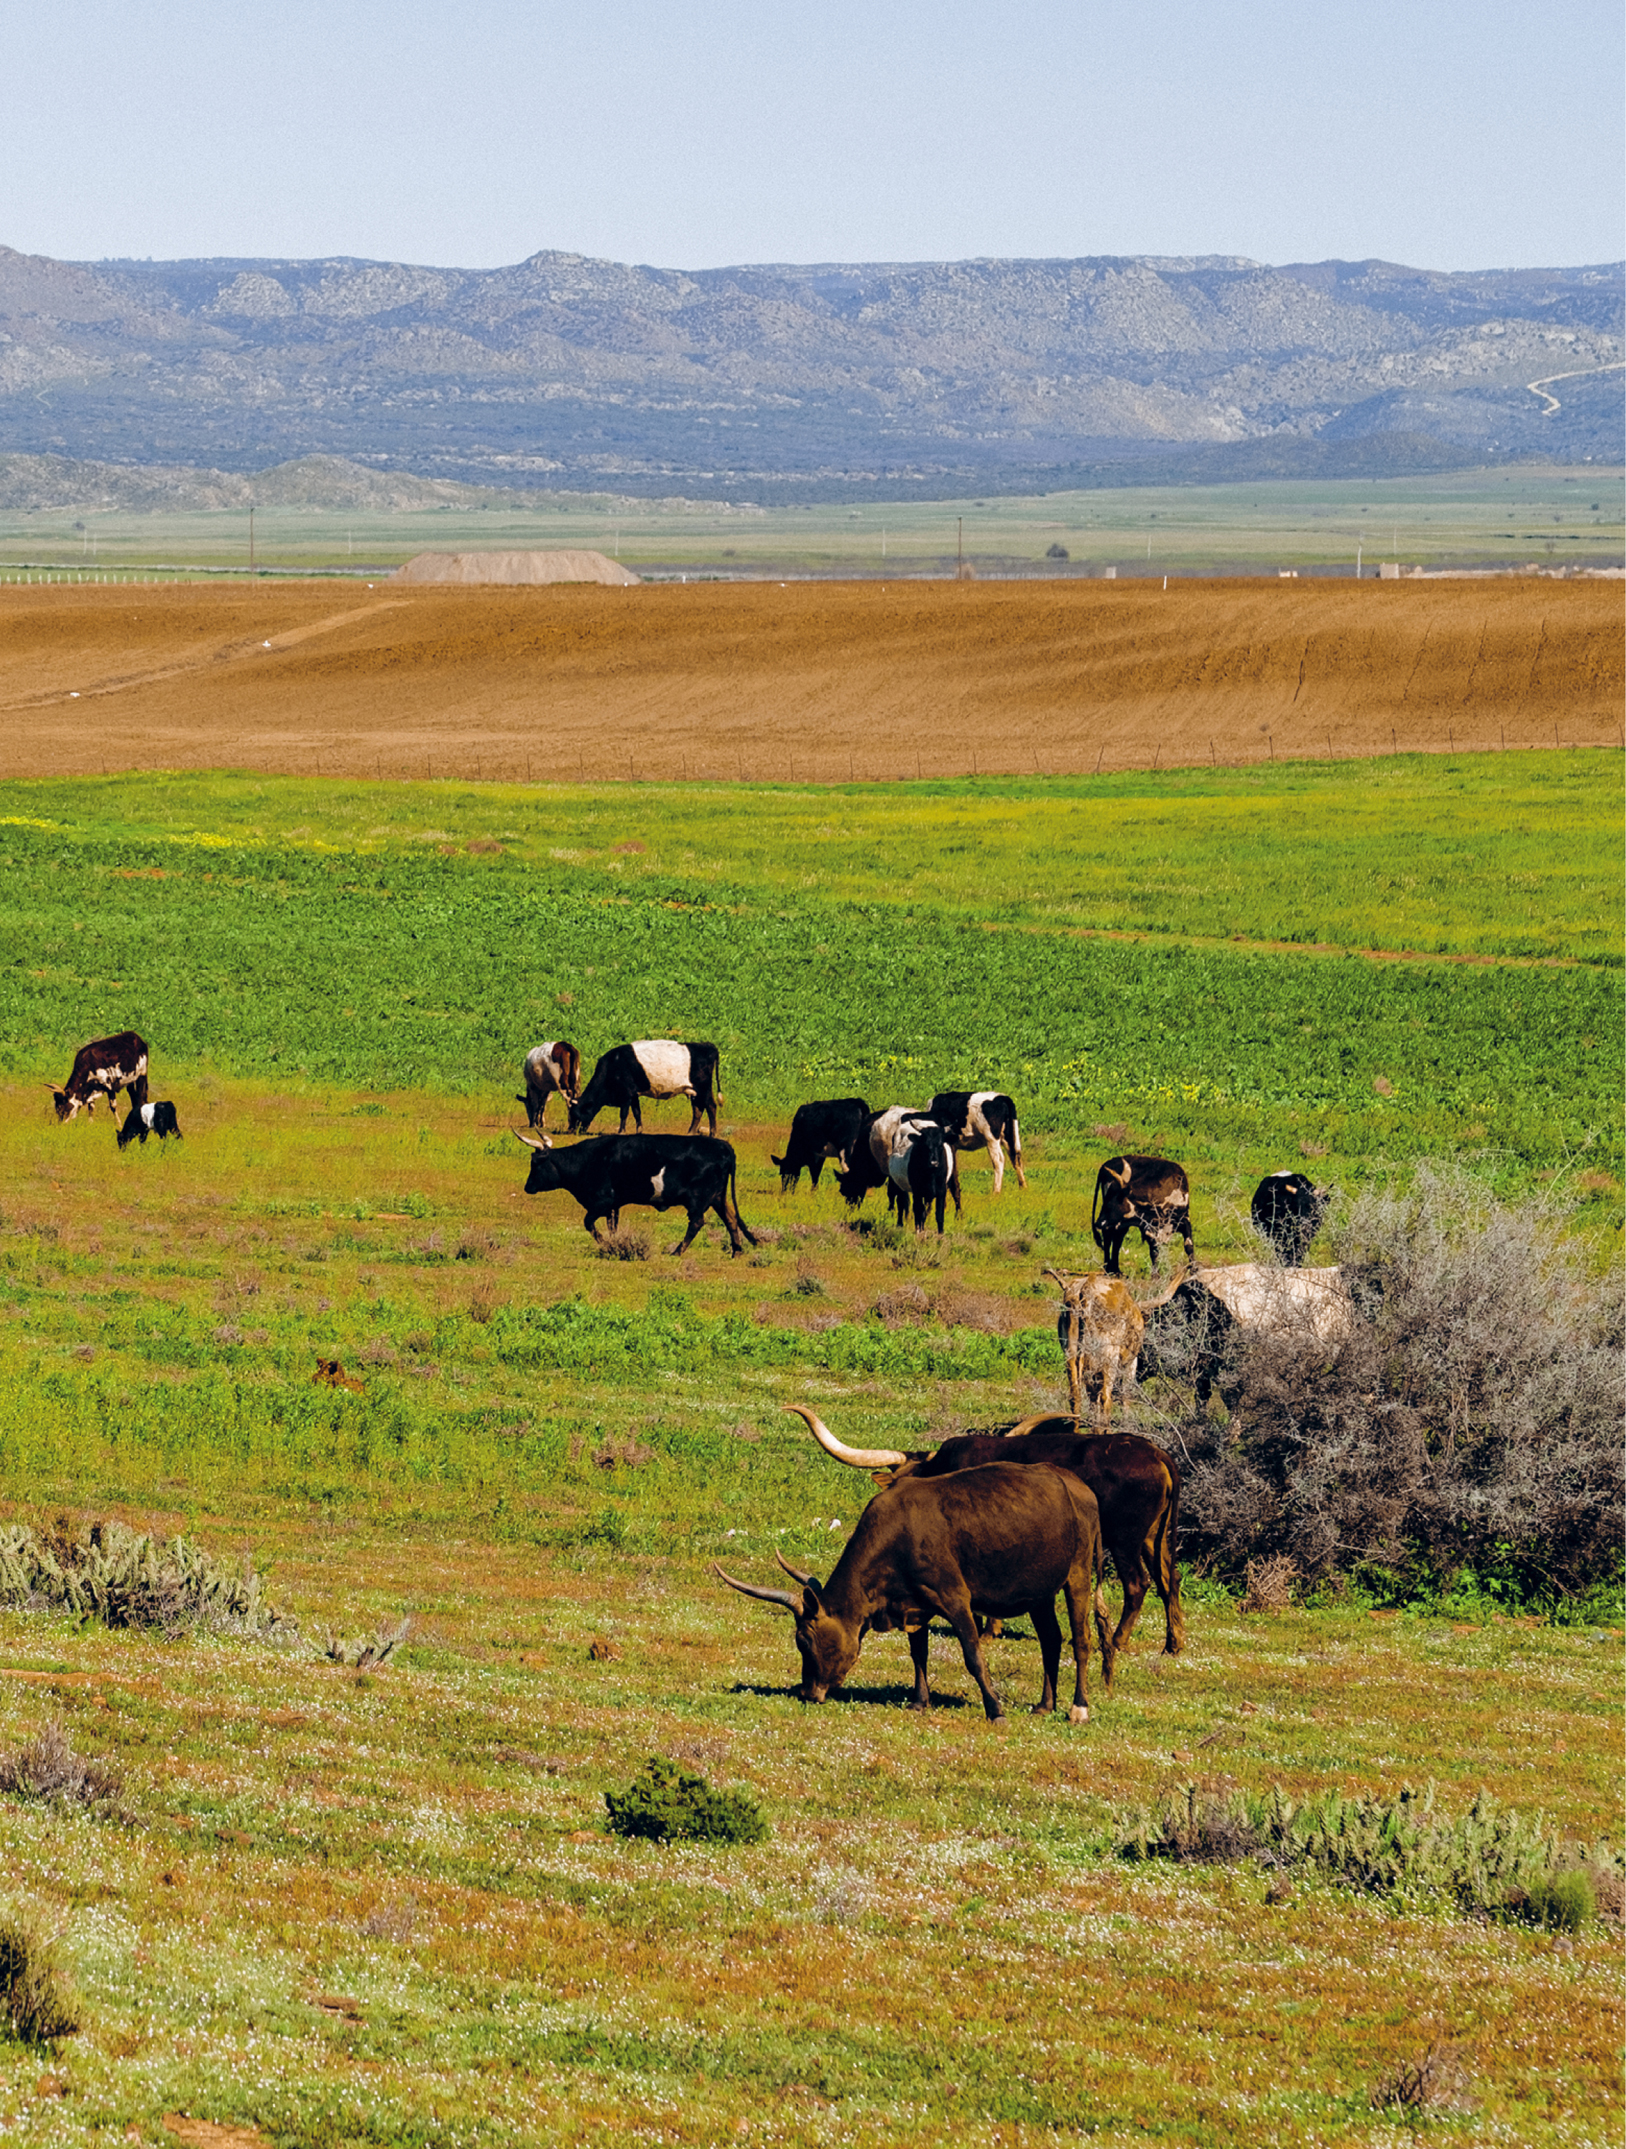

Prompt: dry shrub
[793,1257,826,1297]
[872,1282,930,1326]
[466,1279,500,1325]
[1241,1554,1298,1614]
[359,1897,417,1943]
[1093,1123,1134,1144]
[0,1911,82,2044]
[730,1421,761,1444]
[594,1434,653,1470]
[1372,2040,1474,2115]
[455,1227,499,1262]
[596,1225,651,1262]
[1171,1166,1624,1599]
[932,1282,1015,1335]
[0,1721,123,1811]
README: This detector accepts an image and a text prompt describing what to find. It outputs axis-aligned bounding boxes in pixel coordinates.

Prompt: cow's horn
[44,1084,63,1096]
[775,1548,819,1586]
[786,1404,908,1471]
[512,1128,549,1151]
[712,1562,805,1612]
[1002,1413,1057,1439]
[1137,1265,1189,1311]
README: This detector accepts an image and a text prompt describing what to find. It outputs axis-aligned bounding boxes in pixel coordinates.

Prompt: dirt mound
[392,550,639,586]
[0,577,1616,780]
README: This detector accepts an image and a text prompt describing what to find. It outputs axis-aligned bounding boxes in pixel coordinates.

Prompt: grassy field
[1,464,1622,579]
[0,757,1620,2144]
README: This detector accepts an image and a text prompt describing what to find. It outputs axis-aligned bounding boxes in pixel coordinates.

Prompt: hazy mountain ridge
[0,244,1618,496]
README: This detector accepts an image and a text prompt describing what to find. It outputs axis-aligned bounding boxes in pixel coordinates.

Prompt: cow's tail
[729,1158,758,1247]
[1156,1460,1185,1654]
[1090,1165,1105,1236]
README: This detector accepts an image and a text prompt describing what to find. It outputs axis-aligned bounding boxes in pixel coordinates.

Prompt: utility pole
[249,508,256,574]
[1356,542,1362,579]
[957,517,963,576]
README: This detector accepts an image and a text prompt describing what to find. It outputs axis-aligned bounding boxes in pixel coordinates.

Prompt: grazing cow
[117,1100,182,1149]
[1091,1154,1195,1275]
[48,1031,149,1123]
[516,1040,581,1131]
[1251,1170,1329,1265]
[569,1041,722,1137]
[928,1091,1026,1197]
[834,1105,931,1210]
[1142,1262,1352,1404]
[1043,1266,1185,1424]
[772,1097,871,1193]
[884,1115,952,1235]
[792,1404,1184,1655]
[514,1129,756,1255]
[717,1461,1111,1720]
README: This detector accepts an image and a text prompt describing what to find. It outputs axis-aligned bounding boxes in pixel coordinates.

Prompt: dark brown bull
[793,1405,1185,1655]
[49,1030,149,1123]
[717,1462,1111,1722]
[1091,1154,1195,1275]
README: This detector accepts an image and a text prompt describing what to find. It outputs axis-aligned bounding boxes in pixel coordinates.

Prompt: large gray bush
[1161,1167,1623,1597]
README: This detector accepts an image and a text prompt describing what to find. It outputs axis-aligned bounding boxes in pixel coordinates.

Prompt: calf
[1091,1154,1195,1275]
[569,1041,722,1137]
[792,1404,1185,1656]
[516,1040,581,1131]
[515,1129,756,1256]
[885,1116,951,1235]
[49,1031,149,1123]
[118,1100,182,1148]
[928,1091,1026,1197]
[1251,1170,1329,1265]
[772,1097,871,1193]
[717,1461,1111,1721]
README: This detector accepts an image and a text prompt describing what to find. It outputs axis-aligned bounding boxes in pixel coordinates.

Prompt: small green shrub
[0,1912,82,2045]
[1519,1870,1596,1933]
[605,1757,769,1846]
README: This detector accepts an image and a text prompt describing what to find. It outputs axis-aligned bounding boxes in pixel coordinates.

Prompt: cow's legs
[1029,1596,1063,1713]
[667,1204,709,1257]
[714,1194,755,1256]
[1060,1570,1097,1723]
[946,1148,963,1216]
[1103,1531,1151,1654]
[807,1157,824,1191]
[942,1593,1005,1720]
[906,1622,932,1709]
[986,1135,1004,1197]
[581,1209,611,1244]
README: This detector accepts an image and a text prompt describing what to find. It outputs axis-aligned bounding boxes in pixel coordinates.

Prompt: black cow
[118,1100,182,1149]
[1091,1155,1195,1276]
[927,1091,1026,1198]
[792,1405,1185,1656]
[717,1462,1110,1721]
[885,1116,952,1235]
[1251,1170,1329,1265]
[772,1097,871,1193]
[515,1129,756,1255]
[49,1031,149,1123]
[569,1041,722,1137]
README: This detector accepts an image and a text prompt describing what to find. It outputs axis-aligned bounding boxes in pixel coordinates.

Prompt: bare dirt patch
[0,577,1617,781]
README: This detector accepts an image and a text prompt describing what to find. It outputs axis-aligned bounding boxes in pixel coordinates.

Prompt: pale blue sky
[3,0,1620,272]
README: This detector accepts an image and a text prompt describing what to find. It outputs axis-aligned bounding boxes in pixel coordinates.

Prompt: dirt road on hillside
[0,576,1617,781]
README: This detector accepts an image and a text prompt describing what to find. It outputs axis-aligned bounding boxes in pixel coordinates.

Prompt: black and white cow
[514,1130,757,1256]
[569,1041,722,1137]
[49,1031,149,1123]
[1091,1155,1196,1276]
[928,1090,1026,1198]
[772,1097,871,1193]
[835,1105,930,1210]
[118,1100,182,1149]
[883,1115,952,1236]
[1140,1263,1352,1404]
[516,1040,582,1131]
[1250,1171,1329,1266]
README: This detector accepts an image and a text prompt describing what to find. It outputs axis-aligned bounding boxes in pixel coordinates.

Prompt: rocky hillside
[0,245,1618,497]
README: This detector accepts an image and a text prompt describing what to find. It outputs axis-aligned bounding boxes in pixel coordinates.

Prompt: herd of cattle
[53,1026,1352,1722]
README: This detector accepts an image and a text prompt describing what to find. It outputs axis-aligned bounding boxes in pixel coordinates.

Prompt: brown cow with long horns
[717,1460,1111,1721]
[791,1405,1185,1656]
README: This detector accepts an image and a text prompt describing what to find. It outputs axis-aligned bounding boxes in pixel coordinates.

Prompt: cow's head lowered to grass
[714,1553,860,1702]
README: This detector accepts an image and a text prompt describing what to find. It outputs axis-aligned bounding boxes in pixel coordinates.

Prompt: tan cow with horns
[1044,1265,1186,1424]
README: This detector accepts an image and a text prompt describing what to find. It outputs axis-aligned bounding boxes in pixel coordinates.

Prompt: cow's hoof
[1068,1704,1089,1726]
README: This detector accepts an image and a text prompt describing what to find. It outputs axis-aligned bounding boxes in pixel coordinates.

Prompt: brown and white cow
[516,1040,581,1131]
[49,1032,149,1123]
[1044,1266,1186,1424]
[1091,1154,1195,1275]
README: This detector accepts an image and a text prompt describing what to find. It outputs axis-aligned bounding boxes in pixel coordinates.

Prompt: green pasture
[2,463,1621,577]
[0,754,1620,2145]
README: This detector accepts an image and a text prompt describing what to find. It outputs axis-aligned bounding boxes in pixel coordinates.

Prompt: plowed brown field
[0,575,1618,781]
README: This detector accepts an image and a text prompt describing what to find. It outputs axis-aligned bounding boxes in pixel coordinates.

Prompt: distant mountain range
[0,244,1619,501]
